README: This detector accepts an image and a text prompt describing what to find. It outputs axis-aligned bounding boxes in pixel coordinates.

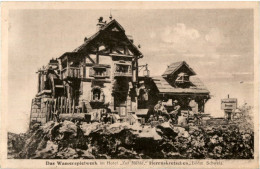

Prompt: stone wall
[30,97,53,125]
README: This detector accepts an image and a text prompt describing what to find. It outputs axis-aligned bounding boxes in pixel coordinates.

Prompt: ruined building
[30,17,210,125]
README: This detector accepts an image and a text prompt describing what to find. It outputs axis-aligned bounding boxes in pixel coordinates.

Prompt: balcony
[89,68,110,79]
[93,71,110,78]
[61,67,81,80]
[114,72,132,77]
[114,64,132,77]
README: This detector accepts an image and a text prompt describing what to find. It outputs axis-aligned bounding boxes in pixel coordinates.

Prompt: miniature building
[137,61,210,114]
[30,17,143,125]
[29,17,210,126]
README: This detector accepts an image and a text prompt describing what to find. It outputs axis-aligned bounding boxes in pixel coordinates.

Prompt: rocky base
[8,117,254,159]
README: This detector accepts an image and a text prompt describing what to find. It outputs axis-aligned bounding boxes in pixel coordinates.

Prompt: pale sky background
[7,9,254,133]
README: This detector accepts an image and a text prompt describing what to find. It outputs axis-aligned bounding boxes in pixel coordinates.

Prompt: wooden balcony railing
[93,73,109,78]
[114,71,132,77]
[61,67,81,79]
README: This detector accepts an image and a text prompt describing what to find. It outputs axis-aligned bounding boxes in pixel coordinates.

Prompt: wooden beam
[88,52,111,57]
[135,58,138,83]
[96,46,99,64]
[86,54,95,64]
[115,49,123,54]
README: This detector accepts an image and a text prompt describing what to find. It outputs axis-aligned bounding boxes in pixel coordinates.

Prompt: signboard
[221,98,237,110]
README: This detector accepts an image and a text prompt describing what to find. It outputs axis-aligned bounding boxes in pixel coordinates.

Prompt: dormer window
[175,72,189,83]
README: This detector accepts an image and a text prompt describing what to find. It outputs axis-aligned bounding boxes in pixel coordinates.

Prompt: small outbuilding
[137,61,210,114]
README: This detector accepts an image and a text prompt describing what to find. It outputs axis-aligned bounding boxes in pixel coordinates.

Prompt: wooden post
[54,99,57,116]
[65,98,68,114]
[58,59,62,79]
[135,58,138,84]
[46,101,51,122]
[60,97,64,114]
[45,101,49,123]
[67,56,70,78]
[59,97,61,112]
[127,96,131,112]
[83,57,86,78]
[57,97,59,113]
[69,98,72,114]
[110,95,114,111]
[72,98,75,114]
[82,101,85,113]
[50,100,53,120]
[50,99,53,120]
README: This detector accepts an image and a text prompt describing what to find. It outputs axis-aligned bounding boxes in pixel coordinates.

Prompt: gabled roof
[60,19,142,59]
[162,61,196,77]
[151,76,209,95]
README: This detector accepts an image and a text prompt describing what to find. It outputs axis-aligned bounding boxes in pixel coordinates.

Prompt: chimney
[96,16,106,31]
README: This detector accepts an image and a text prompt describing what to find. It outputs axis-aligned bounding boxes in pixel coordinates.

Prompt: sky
[7,9,254,133]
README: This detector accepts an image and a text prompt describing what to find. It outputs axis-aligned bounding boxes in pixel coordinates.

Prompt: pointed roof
[151,76,210,95]
[60,19,143,59]
[162,61,196,77]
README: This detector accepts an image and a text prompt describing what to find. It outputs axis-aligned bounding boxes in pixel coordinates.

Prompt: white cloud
[158,24,231,56]
[161,23,200,44]
[205,28,229,46]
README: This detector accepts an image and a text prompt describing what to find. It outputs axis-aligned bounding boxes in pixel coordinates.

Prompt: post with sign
[221,95,237,120]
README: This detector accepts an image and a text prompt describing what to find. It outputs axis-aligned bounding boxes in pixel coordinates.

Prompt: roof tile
[151,76,209,94]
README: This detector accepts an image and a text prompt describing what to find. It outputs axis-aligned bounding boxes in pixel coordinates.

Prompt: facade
[30,17,143,125]
[29,17,210,125]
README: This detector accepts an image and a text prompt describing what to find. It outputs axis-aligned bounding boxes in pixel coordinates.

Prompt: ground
[8,108,254,159]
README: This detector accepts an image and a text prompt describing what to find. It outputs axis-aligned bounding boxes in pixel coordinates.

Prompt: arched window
[93,88,101,101]
[91,86,104,102]
[138,88,148,101]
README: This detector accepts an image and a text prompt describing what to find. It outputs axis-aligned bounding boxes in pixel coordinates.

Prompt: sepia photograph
[1,2,259,169]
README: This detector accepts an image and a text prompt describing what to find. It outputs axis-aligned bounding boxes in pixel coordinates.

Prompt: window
[139,88,148,101]
[91,87,104,102]
[115,64,131,73]
[95,69,106,76]
[93,88,101,101]
[89,67,110,78]
[138,88,149,109]
[175,72,189,83]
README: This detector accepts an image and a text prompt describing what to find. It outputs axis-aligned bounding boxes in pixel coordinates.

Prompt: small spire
[109,9,113,20]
